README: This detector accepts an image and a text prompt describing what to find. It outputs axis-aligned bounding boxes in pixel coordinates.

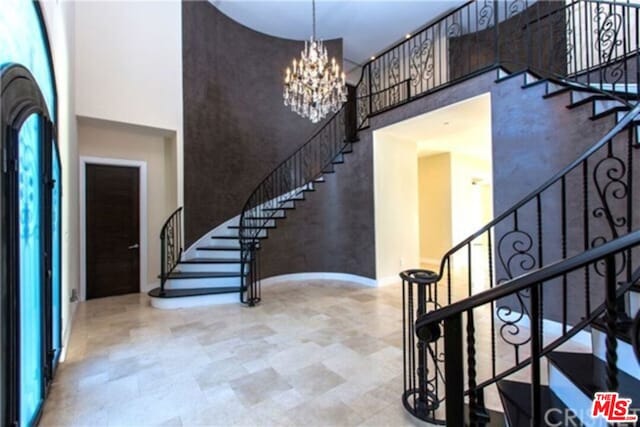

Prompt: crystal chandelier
[283,0,347,123]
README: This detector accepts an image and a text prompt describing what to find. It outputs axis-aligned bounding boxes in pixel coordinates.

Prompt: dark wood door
[86,164,140,299]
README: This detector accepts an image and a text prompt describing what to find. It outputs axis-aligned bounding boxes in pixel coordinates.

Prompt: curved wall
[182,2,342,245]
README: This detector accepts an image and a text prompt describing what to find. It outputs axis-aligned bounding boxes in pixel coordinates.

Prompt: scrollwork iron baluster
[410,38,434,89]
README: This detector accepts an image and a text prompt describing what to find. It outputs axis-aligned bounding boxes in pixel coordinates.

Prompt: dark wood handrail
[416,229,640,328]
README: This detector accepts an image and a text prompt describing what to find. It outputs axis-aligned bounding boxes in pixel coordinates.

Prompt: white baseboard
[141,281,158,293]
[260,272,377,287]
[376,275,401,287]
[59,300,77,363]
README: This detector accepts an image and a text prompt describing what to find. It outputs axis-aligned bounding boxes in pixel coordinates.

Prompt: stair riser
[548,364,604,427]
[270,200,295,209]
[616,110,640,124]
[235,219,276,228]
[524,72,539,86]
[247,212,286,220]
[165,276,242,289]
[258,209,286,218]
[546,81,568,97]
[177,263,242,273]
[570,90,594,106]
[194,249,241,259]
[593,99,626,117]
[212,229,240,238]
[150,292,239,309]
[591,328,640,380]
[210,238,240,247]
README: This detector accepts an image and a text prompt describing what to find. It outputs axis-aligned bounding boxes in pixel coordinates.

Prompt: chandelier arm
[312,0,316,40]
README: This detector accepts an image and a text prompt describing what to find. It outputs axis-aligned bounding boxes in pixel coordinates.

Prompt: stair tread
[591,106,629,121]
[197,246,241,251]
[547,351,640,403]
[209,235,238,239]
[245,216,281,220]
[228,225,275,229]
[263,206,295,211]
[165,271,243,279]
[180,258,242,264]
[148,286,241,298]
[497,380,581,427]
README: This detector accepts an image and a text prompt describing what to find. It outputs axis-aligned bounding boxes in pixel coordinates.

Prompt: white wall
[418,153,452,265]
[373,133,420,285]
[75,0,184,204]
[40,0,78,358]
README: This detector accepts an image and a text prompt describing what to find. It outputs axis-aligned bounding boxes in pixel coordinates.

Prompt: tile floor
[40,279,588,427]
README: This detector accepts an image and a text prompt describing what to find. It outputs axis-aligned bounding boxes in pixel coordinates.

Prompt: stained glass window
[0,1,58,425]
[18,114,44,427]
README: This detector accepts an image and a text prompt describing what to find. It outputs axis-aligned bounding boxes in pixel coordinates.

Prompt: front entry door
[86,164,140,299]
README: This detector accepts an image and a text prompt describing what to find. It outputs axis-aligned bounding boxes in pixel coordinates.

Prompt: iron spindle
[605,254,619,391]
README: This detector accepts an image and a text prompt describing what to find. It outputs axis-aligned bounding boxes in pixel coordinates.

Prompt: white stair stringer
[150,181,326,309]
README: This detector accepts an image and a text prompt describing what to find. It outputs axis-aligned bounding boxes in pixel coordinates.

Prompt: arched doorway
[1,63,62,427]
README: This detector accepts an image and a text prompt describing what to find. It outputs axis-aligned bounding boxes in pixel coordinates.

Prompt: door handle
[128,244,140,250]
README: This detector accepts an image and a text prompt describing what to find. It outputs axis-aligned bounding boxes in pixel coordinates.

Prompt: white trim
[58,300,77,363]
[260,272,377,287]
[376,275,401,287]
[79,156,148,301]
[150,292,239,310]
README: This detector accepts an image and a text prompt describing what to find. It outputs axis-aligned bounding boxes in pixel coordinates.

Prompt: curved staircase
[150,0,640,328]
[146,0,640,422]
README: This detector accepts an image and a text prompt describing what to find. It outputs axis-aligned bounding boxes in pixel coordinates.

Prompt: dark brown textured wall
[182,1,342,245]
[182,2,376,278]
[449,1,567,80]
[490,74,639,324]
[260,133,376,279]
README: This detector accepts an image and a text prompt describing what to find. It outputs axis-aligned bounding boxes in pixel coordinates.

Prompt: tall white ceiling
[210,1,464,74]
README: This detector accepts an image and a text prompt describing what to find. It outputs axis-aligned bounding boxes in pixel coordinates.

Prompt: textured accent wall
[449,1,567,80]
[182,2,375,279]
[182,1,342,245]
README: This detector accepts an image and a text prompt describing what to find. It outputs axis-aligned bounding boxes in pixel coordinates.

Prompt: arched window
[0,2,61,426]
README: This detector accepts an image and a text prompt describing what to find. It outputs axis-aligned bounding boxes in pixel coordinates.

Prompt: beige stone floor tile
[282,362,346,397]
[228,367,292,406]
[42,280,588,427]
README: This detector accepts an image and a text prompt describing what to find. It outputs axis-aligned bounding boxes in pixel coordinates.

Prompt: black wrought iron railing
[238,0,640,306]
[411,230,640,426]
[356,0,640,121]
[400,99,640,423]
[159,206,183,295]
[238,101,354,305]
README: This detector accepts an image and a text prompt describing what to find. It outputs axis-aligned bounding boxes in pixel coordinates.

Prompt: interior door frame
[79,156,147,301]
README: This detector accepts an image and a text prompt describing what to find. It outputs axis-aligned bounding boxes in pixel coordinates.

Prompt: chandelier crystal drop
[283,0,347,123]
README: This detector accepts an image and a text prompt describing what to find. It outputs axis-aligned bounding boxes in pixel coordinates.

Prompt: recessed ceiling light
[371,56,376,60]
[405,33,411,39]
